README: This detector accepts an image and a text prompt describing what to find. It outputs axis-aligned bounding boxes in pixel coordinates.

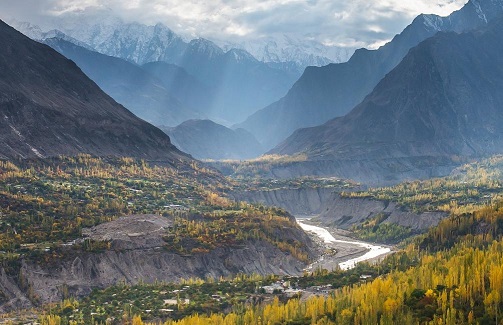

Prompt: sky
[0,0,468,48]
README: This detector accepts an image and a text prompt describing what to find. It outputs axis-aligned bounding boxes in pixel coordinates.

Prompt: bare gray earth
[81,214,172,250]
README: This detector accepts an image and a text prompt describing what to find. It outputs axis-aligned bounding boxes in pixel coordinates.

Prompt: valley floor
[296,218,392,271]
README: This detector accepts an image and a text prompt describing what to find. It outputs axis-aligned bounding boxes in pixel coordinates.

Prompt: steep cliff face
[230,187,335,216]
[18,241,306,305]
[233,188,446,231]
[0,215,315,311]
[315,195,447,231]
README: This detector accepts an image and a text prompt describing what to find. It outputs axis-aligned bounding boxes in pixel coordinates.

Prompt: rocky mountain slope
[271,14,503,184]
[161,120,264,160]
[43,37,201,126]
[238,0,503,149]
[0,20,185,161]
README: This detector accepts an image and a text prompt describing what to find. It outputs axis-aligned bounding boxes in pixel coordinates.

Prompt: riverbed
[297,219,391,271]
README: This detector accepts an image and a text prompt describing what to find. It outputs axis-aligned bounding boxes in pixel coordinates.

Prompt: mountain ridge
[238,0,503,149]
[218,34,355,73]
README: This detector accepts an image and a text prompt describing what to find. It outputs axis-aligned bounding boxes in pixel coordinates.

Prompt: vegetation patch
[0,155,311,266]
[350,213,415,244]
[207,154,309,178]
[341,155,503,214]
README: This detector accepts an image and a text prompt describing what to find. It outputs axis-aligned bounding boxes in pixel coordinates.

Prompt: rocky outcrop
[0,268,33,313]
[315,195,447,231]
[230,187,335,217]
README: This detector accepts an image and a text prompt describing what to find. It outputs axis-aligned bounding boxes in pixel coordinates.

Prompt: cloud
[0,0,468,48]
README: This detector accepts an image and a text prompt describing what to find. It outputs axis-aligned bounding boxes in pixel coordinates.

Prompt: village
[41,269,378,323]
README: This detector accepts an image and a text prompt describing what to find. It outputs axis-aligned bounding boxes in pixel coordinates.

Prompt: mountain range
[270,13,503,184]
[0,20,185,161]
[14,18,299,125]
[238,0,503,149]
[6,0,503,180]
[12,9,353,70]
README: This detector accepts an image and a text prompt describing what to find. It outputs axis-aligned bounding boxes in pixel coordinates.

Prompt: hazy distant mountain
[270,14,503,185]
[0,20,185,161]
[43,37,201,126]
[13,17,298,125]
[238,0,503,149]
[141,62,213,117]
[142,38,297,124]
[161,120,264,160]
[181,44,297,123]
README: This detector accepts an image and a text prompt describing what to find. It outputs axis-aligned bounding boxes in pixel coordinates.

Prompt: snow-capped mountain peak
[420,14,445,32]
[187,38,224,58]
[226,48,257,63]
[218,34,355,69]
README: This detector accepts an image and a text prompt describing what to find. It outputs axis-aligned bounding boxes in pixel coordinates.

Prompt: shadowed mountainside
[270,15,503,185]
[0,20,186,161]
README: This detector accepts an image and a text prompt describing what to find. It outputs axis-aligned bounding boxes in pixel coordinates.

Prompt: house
[261,283,285,294]
[284,289,303,297]
[164,298,190,305]
[164,204,189,211]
